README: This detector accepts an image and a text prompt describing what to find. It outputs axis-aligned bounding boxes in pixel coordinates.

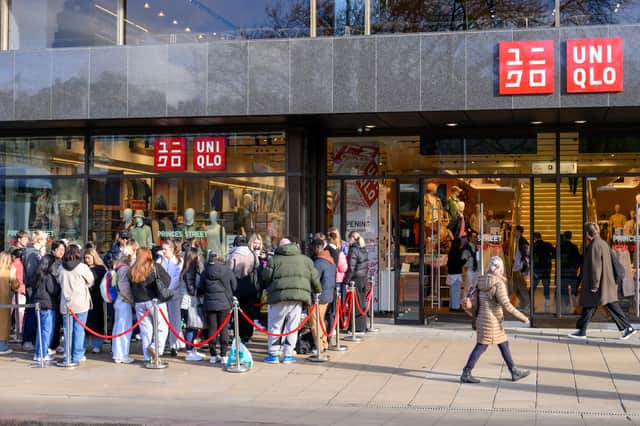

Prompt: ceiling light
[144,2,150,8]
[172,19,178,25]
[364,124,376,129]
[157,10,165,17]
[445,122,458,127]
[197,34,204,39]
[185,27,191,32]
[530,121,543,125]
[574,120,587,124]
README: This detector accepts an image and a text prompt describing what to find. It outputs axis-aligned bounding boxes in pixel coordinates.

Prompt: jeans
[464,341,515,372]
[62,311,88,363]
[577,302,631,333]
[448,274,462,309]
[34,309,56,359]
[22,293,36,344]
[111,299,133,361]
[166,296,183,350]
[267,302,302,357]
[532,272,551,299]
[560,277,577,306]
[135,301,168,361]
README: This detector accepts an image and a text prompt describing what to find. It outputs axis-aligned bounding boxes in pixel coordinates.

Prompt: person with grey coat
[569,223,637,340]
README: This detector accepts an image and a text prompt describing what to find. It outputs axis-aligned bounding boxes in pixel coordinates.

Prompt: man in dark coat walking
[569,223,637,340]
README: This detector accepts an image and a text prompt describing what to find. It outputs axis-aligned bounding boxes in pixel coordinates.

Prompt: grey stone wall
[1,25,637,122]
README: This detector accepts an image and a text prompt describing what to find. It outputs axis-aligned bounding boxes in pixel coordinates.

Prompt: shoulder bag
[153,265,173,303]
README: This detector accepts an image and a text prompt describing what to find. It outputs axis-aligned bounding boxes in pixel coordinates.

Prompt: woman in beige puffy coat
[461,256,530,384]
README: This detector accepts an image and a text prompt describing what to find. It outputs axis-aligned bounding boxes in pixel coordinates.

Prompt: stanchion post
[144,299,168,370]
[329,285,347,351]
[33,302,46,368]
[308,294,328,362]
[226,297,248,373]
[368,283,379,333]
[57,297,78,368]
[343,283,361,342]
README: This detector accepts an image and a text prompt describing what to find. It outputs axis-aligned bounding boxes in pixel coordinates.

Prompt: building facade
[1,0,640,326]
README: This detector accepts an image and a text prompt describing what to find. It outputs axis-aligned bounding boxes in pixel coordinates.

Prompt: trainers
[22,342,34,351]
[33,354,54,362]
[48,348,56,356]
[621,327,638,340]
[185,351,204,362]
[92,347,101,354]
[56,345,64,353]
[263,354,280,364]
[79,356,87,362]
[220,356,228,365]
[282,355,296,364]
[147,345,157,362]
[209,355,221,364]
[568,331,587,340]
[0,348,12,355]
[114,357,135,364]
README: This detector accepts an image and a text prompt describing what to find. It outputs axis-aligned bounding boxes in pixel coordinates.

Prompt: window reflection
[126,0,309,44]
[9,0,117,49]
[0,137,84,176]
[561,0,640,26]
[318,0,365,36]
[371,0,553,34]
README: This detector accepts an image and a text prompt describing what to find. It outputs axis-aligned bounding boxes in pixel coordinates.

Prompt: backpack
[100,268,119,303]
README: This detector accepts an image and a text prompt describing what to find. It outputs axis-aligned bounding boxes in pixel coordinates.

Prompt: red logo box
[193,136,226,171]
[499,40,554,95]
[566,38,623,93]
[154,137,186,171]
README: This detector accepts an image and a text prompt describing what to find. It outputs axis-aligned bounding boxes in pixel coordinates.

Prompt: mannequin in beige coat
[461,256,530,384]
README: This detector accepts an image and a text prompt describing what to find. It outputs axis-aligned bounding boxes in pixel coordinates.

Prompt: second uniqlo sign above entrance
[193,137,226,171]
[499,40,554,95]
[566,38,623,93]
[498,37,623,95]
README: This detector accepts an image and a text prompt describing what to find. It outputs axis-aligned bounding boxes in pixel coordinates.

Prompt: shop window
[0,136,84,176]
[327,133,555,176]
[88,176,286,258]
[91,132,285,175]
[125,0,309,44]
[371,0,553,34]
[1,178,84,249]
[561,0,640,26]
[9,0,117,49]
[560,131,640,174]
[317,0,364,36]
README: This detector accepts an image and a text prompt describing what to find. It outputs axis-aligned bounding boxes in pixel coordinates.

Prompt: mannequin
[444,186,462,220]
[448,200,470,239]
[58,200,80,239]
[624,210,637,236]
[121,208,134,231]
[416,182,444,226]
[130,210,153,248]
[609,204,627,241]
[236,194,254,237]
[207,210,226,260]
[469,203,487,234]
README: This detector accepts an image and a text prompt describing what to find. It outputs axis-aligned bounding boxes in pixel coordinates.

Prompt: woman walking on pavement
[461,256,530,384]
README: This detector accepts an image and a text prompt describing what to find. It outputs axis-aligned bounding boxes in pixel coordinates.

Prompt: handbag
[153,265,173,304]
[463,286,479,318]
[186,300,205,329]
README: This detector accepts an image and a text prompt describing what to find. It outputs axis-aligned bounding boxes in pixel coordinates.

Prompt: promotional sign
[499,40,554,95]
[154,137,186,171]
[566,38,623,93]
[193,136,226,171]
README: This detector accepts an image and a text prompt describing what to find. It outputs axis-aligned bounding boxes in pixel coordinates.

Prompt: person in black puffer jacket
[344,231,369,333]
[32,254,60,361]
[202,252,236,364]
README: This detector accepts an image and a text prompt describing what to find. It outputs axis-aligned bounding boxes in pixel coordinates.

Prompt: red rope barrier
[319,302,340,338]
[339,292,353,330]
[354,288,373,316]
[159,308,232,347]
[239,304,317,337]
[69,308,151,339]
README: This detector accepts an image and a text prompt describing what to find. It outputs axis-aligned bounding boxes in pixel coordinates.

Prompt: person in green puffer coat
[262,237,321,364]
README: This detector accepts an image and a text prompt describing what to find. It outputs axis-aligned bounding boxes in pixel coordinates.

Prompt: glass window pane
[0,137,84,176]
[560,131,640,175]
[396,180,420,321]
[10,0,117,49]
[1,178,84,249]
[91,132,285,175]
[371,0,554,34]
[318,0,364,36]
[328,133,556,176]
[89,176,285,260]
[126,0,309,45]
[561,1,640,26]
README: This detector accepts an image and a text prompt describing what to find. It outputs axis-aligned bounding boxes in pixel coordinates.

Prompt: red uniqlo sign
[154,137,186,171]
[193,136,226,171]
[566,38,623,93]
[499,40,554,95]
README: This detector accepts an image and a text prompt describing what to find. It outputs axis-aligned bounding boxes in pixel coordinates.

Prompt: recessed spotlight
[144,2,150,8]
[185,27,191,32]
[157,10,165,17]
[530,121,543,125]
[445,122,458,127]
[364,124,376,129]
[574,120,587,124]
[197,34,204,39]
[172,19,178,25]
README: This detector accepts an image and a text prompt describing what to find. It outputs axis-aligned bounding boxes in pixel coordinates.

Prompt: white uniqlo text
[157,140,183,168]
[499,40,553,95]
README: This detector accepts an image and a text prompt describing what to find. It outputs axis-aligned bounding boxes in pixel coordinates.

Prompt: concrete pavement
[0,319,639,425]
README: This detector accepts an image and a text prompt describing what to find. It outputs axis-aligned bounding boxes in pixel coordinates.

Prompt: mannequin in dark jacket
[32,255,60,361]
[345,231,369,332]
[202,253,236,363]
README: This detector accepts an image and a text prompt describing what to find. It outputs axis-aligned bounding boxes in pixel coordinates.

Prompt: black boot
[510,367,530,382]
[460,367,480,383]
